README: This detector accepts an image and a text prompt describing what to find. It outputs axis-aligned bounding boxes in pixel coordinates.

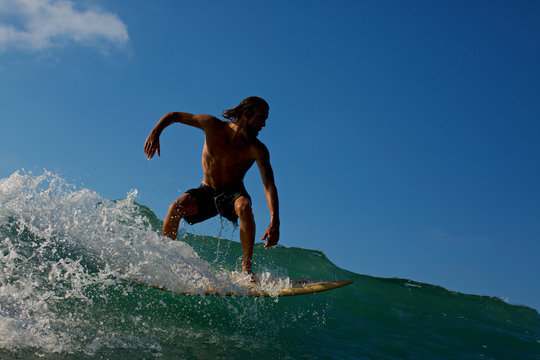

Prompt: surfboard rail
[130,278,354,297]
[204,279,354,297]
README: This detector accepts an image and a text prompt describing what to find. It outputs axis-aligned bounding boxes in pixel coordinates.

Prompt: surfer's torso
[200,118,266,190]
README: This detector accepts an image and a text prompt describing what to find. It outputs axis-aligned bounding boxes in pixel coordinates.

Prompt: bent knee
[234,197,253,220]
[170,194,197,217]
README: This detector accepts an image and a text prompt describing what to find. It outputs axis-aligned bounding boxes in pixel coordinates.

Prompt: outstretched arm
[257,146,280,248]
[144,112,213,158]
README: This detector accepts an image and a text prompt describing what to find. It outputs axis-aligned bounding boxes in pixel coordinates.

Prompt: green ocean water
[0,171,539,359]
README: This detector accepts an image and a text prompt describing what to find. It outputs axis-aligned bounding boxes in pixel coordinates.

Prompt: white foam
[0,170,296,354]
[0,170,223,351]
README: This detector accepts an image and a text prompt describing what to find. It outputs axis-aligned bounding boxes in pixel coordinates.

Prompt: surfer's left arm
[256,144,280,248]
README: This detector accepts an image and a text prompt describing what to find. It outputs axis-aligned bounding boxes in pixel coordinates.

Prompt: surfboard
[132,278,353,297]
[237,279,354,297]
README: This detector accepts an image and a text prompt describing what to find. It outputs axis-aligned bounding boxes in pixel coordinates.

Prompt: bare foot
[245,271,259,283]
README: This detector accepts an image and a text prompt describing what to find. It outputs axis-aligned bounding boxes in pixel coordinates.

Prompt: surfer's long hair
[222,96,269,122]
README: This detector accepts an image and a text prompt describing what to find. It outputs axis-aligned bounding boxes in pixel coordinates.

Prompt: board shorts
[183,183,251,225]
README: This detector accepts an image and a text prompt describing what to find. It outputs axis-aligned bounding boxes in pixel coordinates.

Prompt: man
[143,96,280,277]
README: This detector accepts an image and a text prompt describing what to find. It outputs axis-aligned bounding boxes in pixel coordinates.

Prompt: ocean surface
[0,170,539,359]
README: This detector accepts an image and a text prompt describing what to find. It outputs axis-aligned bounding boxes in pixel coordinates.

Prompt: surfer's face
[241,107,268,138]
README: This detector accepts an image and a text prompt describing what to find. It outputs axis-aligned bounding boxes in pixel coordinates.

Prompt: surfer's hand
[144,130,161,158]
[262,223,279,248]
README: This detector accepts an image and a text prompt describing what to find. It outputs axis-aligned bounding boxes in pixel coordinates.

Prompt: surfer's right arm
[144,112,215,158]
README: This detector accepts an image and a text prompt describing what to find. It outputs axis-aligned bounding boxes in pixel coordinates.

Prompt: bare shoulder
[252,139,270,161]
[192,114,220,128]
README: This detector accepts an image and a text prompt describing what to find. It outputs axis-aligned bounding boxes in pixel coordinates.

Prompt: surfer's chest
[203,138,255,170]
[205,131,253,157]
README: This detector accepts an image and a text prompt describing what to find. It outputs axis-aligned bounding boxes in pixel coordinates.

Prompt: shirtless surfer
[143,96,280,277]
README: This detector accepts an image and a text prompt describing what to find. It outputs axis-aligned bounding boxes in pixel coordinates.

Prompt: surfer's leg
[234,196,255,275]
[163,193,198,240]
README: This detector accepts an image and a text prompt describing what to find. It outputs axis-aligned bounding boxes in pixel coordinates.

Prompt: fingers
[144,137,160,159]
[263,232,279,248]
[144,138,152,158]
[264,238,278,248]
[144,143,154,158]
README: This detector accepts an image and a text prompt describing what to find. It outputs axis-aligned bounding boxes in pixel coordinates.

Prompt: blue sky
[1,0,539,310]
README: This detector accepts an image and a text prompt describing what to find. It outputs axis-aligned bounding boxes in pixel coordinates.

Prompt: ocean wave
[0,170,538,359]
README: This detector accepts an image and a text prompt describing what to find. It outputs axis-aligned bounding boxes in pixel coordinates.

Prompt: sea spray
[0,170,220,287]
[0,171,238,354]
[0,171,319,357]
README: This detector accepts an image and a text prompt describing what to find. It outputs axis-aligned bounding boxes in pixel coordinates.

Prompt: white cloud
[0,0,128,52]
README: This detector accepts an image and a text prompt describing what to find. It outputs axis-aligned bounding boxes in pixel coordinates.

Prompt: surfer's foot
[244,271,259,283]
[242,259,257,282]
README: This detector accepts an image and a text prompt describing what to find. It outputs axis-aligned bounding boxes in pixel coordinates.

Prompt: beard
[244,126,260,139]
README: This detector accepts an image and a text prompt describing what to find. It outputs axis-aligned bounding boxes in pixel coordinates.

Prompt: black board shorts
[183,183,251,225]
